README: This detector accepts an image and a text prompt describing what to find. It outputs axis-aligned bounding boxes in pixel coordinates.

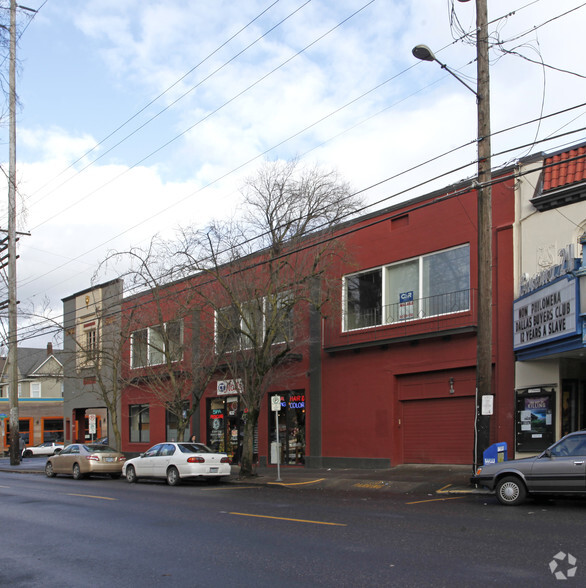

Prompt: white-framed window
[215,292,294,352]
[343,244,470,331]
[85,327,98,362]
[31,382,41,398]
[131,320,183,368]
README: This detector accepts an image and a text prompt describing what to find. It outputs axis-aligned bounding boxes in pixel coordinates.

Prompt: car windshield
[85,445,118,453]
[178,443,213,454]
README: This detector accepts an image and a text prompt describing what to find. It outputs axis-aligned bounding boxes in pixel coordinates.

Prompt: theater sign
[514,276,579,350]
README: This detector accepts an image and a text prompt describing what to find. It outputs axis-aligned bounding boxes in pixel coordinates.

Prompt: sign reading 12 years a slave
[514,276,578,350]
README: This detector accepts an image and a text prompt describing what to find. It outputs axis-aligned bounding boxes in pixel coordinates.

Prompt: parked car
[472,431,586,505]
[123,442,231,486]
[45,444,126,480]
[22,441,63,458]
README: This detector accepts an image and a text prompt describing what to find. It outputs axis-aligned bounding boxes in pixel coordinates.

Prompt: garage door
[402,397,474,464]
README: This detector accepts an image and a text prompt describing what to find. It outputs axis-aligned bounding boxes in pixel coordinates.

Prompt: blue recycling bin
[483,442,508,465]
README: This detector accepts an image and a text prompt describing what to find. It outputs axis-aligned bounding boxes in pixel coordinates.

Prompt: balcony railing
[325,289,477,351]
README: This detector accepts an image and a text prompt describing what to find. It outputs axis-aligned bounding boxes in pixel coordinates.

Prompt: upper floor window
[131,320,183,368]
[215,292,294,352]
[85,328,98,362]
[31,382,41,398]
[343,244,470,331]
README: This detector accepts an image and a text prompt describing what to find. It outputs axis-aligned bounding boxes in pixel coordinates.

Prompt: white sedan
[22,441,64,458]
[122,442,232,486]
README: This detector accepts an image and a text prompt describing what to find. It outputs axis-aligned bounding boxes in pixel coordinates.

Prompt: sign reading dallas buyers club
[514,278,577,350]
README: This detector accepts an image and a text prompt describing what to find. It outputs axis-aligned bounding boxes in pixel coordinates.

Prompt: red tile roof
[543,146,586,191]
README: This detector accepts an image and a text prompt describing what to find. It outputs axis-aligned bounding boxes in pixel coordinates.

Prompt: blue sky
[0,0,585,346]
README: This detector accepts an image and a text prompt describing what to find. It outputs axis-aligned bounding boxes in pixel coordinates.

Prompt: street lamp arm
[412,44,478,99]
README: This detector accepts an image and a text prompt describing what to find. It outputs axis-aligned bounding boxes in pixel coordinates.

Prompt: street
[0,470,584,587]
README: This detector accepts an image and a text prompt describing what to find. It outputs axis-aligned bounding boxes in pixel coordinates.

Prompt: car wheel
[126,465,137,483]
[166,466,181,486]
[495,476,527,506]
[23,450,32,458]
[53,449,62,455]
[45,462,55,478]
[72,463,84,480]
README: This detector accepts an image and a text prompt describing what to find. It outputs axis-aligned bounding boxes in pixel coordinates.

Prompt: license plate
[105,457,115,462]
[209,467,218,473]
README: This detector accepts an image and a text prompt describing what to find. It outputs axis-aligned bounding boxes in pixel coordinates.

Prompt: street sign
[271,396,281,412]
[88,413,97,434]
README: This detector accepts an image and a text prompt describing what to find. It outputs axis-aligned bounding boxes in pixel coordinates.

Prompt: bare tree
[176,159,362,476]
[99,239,228,442]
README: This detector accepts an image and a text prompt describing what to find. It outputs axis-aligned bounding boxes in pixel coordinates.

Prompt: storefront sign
[216,379,243,396]
[514,277,578,350]
[519,244,577,296]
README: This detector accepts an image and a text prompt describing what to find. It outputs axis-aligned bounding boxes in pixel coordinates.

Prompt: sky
[0,0,585,348]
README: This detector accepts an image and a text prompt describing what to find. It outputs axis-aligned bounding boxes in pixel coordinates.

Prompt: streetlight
[413,0,492,472]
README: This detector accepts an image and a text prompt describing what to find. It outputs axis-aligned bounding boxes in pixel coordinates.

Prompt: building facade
[63,144,586,467]
[0,343,65,451]
[513,143,586,456]
[62,279,123,447]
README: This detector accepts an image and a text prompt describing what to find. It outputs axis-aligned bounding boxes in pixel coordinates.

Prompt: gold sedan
[45,444,126,480]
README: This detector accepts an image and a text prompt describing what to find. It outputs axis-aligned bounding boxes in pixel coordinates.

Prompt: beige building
[513,143,586,456]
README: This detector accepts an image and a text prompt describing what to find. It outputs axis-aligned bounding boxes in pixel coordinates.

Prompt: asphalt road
[0,470,584,587]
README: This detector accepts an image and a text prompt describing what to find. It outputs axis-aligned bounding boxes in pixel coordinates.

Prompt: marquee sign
[513,276,578,350]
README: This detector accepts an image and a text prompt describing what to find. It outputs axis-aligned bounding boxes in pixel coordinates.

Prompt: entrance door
[562,380,586,436]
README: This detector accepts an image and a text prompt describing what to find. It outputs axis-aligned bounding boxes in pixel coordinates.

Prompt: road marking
[267,478,326,487]
[436,484,479,495]
[67,493,117,501]
[229,512,346,526]
[201,486,259,490]
[406,496,465,505]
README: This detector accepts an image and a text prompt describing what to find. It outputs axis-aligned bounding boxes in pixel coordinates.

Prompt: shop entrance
[207,396,258,464]
[562,379,586,436]
[268,391,306,465]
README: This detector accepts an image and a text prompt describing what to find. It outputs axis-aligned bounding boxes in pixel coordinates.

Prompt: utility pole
[8,0,19,465]
[473,0,493,470]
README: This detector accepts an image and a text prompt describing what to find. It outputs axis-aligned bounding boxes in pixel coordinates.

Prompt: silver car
[472,431,586,505]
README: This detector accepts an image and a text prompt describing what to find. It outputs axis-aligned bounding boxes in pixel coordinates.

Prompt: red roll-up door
[402,396,474,464]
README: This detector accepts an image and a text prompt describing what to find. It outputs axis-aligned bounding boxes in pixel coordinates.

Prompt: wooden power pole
[8,0,20,465]
[474,0,493,470]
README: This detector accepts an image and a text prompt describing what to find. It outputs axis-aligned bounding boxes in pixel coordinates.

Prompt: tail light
[119,456,126,462]
[86,455,99,461]
[220,457,230,464]
[187,456,205,463]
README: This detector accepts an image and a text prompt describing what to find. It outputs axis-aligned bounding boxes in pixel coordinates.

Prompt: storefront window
[129,404,150,443]
[269,391,305,465]
[166,402,190,442]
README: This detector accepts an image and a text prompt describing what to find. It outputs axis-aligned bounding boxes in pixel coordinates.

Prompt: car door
[134,444,163,476]
[152,444,176,478]
[55,445,79,474]
[529,436,586,492]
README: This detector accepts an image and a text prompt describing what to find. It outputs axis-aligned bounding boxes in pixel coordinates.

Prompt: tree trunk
[239,406,259,477]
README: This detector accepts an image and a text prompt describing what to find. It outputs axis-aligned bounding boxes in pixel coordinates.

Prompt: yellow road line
[229,512,346,526]
[268,478,326,487]
[67,493,117,501]
[406,496,465,505]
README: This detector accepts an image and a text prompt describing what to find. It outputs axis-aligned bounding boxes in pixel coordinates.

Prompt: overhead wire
[14,120,586,344]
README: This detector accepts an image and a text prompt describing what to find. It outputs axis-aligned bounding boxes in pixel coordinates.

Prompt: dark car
[472,431,586,505]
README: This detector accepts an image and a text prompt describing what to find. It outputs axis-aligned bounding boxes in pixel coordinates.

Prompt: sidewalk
[0,457,488,496]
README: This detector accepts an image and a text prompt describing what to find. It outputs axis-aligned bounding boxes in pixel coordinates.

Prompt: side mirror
[543,449,552,458]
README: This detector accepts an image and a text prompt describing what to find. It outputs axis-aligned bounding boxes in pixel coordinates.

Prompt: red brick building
[115,169,516,468]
